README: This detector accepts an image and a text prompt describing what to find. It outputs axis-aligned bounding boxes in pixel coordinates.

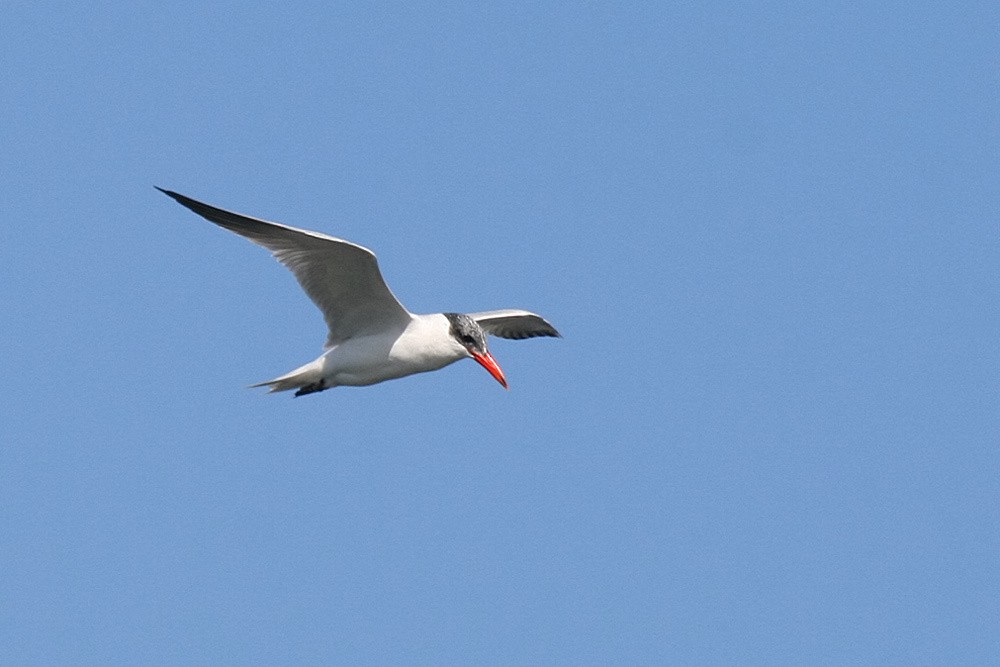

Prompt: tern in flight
[158,188,560,396]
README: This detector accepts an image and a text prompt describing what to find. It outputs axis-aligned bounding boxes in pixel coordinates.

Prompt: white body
[270,314,466,390]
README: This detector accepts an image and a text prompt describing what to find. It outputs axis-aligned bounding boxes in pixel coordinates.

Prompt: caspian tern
[158,188,560,396]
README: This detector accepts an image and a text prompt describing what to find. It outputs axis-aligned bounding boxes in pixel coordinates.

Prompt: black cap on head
[444,313,489,354]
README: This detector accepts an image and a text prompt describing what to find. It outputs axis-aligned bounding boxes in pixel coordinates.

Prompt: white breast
[318,313,467,387]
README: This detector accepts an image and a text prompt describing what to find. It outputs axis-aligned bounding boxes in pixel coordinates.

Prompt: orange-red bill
[472,351,508,389]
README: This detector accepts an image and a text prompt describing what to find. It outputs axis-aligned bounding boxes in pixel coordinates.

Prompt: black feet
[294,381,327,397]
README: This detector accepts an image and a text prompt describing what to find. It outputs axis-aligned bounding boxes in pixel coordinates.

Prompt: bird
[157,188,560,396]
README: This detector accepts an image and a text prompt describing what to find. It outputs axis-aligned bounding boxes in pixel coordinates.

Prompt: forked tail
[250,360,326,396]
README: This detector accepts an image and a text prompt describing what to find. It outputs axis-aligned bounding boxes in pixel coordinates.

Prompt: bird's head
[445,313,508,389]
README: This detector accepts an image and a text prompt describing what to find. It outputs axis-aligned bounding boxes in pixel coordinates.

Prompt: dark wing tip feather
[156,187,231,224]
[542,322,562,338]
[518,316,560,339]
[511,326,560,340]
[156,188,288,245]
[155,186,184,202]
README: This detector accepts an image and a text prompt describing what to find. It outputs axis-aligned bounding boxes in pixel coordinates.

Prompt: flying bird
[157,188,560,396]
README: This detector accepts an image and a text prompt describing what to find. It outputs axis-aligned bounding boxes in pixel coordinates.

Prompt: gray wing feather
[158,188,412,346]
[468,309,561,340]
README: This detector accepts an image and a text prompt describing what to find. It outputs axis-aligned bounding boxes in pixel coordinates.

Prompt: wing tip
[155,186,185,204]
[533,317,562,339]
[527,323,561,339]
[508,325,561,340]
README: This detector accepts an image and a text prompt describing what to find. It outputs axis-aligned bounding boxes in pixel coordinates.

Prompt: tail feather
[249,360,324,395]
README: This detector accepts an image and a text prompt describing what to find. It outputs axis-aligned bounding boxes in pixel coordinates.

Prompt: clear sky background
[2,2,997,664]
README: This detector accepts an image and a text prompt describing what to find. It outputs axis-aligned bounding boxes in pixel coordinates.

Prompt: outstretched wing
[158,188,412,347]
[468,309,561,340]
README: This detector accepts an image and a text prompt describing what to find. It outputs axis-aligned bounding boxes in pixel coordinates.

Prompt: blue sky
[2,1,997,663]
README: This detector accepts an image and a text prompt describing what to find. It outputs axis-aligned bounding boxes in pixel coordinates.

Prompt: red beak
[471,351,508,389]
